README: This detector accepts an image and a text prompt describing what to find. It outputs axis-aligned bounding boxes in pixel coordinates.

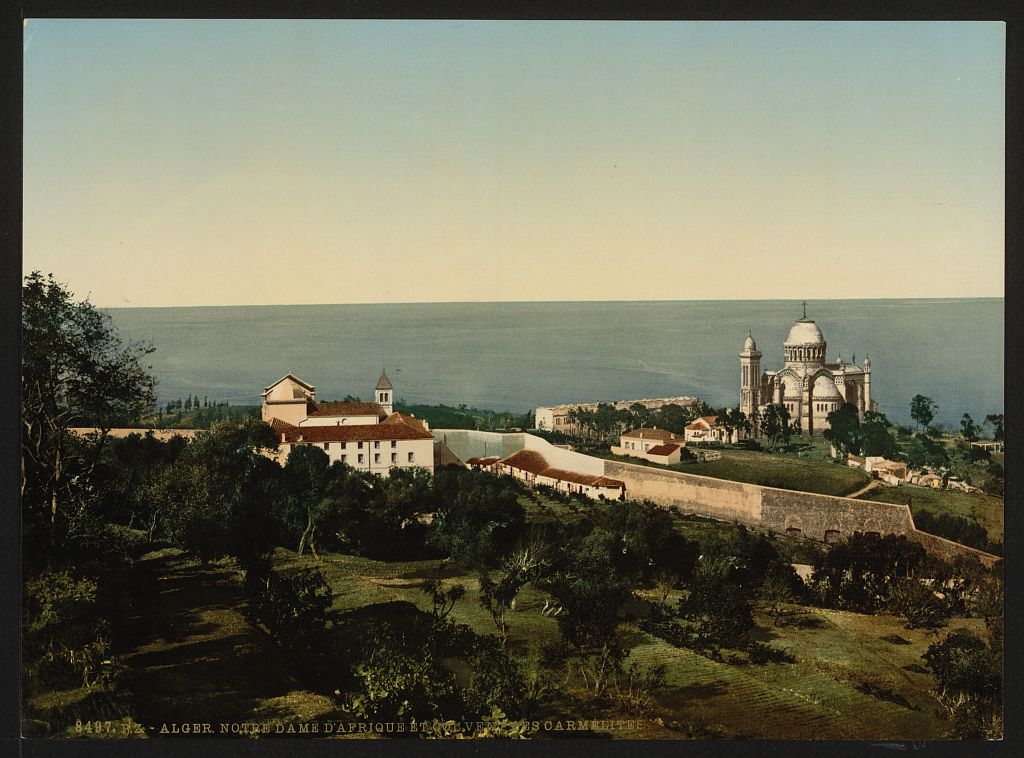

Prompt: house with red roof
[684,416,732,444]
[497,449,625,500]
[262,371,434,475]
[612,427,683,459]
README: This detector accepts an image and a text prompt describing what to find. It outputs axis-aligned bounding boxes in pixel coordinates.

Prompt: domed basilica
[739,303,876,436]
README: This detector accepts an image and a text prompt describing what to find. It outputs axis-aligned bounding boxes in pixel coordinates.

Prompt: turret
[739,333,762,420]
[375,370,393,415]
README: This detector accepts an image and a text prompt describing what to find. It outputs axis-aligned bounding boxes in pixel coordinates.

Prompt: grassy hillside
[595,448,872,498]
[858,484,1004,543]
[258,544,966,741]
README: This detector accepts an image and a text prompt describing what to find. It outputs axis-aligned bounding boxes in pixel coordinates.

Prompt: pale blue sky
[24,20,1004,306]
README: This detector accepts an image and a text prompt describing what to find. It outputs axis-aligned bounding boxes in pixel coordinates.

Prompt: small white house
[684,416,731,444]
[613,427,683,458]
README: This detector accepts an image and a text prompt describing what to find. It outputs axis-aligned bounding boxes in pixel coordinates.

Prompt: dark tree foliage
[430,469,526,566]
[910,395,937,431]
[91,433,188,539]
[22,272,157,556]
[912,511,995,554]
[905,433,949,470]
[156,418,283,570]
[760,404,792,448]
[699,525,803,599]
[677,557,754,648]
[860,411,898,457]
[810,533,929,613]
[247,567,332,661]
[984,413,1003,442]
[280,445,333,556]
[924,630,1002,738]
[888,577,947,629]
[588,500,699,585]
[824,403,862,456]
[960,414,979,442]
[543,529,632,652]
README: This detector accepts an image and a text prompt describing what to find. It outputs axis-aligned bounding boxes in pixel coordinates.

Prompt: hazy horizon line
[97,295,1005,310]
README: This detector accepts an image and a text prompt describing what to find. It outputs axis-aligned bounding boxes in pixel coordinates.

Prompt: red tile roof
[499,449,624,490]
[686,416,722,430]
[278,423,433,443]
[500,449,550,476]
[646,443,680,456]
[384,412,427,432]
[308,401,385,418]
[621,427,679,441]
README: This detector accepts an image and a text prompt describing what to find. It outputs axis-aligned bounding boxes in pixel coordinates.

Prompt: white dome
[785,319,826,347]
[813,375,842,399]
[743,334,757,351]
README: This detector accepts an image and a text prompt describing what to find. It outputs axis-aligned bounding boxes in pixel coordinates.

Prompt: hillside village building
[535,396,699,435]
[740,304,877,437]
[684,415,734,444]
[261,372,434,475]
[477,449,626,500]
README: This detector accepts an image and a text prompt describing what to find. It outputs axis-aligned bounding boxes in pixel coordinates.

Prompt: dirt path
[117,549,336,736]
[846,480,881,499]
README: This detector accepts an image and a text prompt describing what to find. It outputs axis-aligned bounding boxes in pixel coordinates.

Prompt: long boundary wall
[435,430,1000,567]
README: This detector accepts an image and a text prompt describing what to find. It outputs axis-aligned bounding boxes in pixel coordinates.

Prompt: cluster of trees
[396,403,533,432]
[640,527,803,663]
[824,395,1004,497]
[823,405,898,458]
[563,400,716,439]
[152,400,259,429]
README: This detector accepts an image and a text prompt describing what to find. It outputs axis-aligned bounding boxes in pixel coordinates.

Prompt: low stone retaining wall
[436,430,1000,565]
[603,460,763,526]
[907,527,1001,568]
[759,487,913,541]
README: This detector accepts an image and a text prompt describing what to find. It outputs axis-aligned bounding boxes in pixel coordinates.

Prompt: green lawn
[671,450,871,497]
[858,484,1004,543]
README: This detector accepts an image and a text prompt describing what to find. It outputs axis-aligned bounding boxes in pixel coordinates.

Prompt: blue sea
[105,299,1003,430]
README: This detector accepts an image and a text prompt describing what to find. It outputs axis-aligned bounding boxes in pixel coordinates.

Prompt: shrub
[678,557,754,648]
[888,577,948,629]
[923,630,1002,739]
[23,571,124,692]
[247,567,332,657]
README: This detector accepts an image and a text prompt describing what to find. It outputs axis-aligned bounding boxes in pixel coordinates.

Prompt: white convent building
[261,371,435,474]
[740,304,877,437]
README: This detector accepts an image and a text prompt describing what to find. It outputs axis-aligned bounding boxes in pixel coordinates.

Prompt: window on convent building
[407,452,415,463]
[374,441,380,449]
[391,440,397,448]
[324,443,330,450]
[341,455,347,463]
[358,454,364,464]
[358,441,364,449]
[374,453,381,463]
[391,453,397,463]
